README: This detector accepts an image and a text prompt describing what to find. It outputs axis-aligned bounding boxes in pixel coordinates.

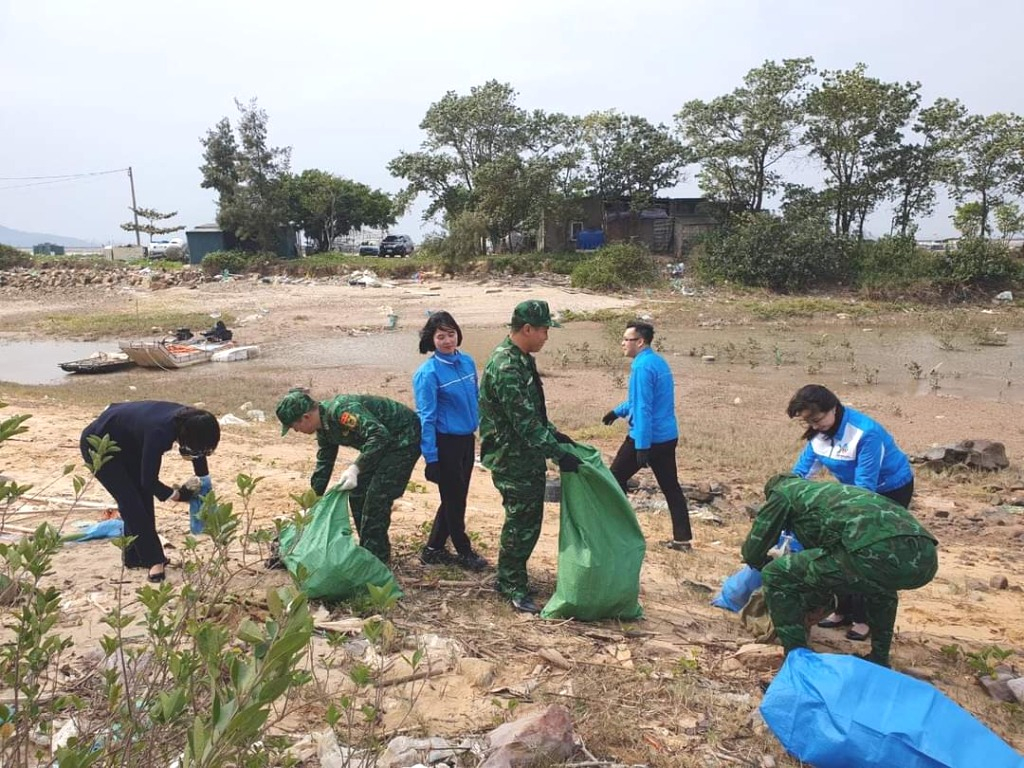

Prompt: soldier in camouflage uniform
[479,300,581,613]
[741,474,938,667]
[276,389,421,563]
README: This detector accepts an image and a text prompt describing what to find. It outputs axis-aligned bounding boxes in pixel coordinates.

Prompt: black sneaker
[455,551,489,571]
[419,546,456,565]
[510,595,539,614]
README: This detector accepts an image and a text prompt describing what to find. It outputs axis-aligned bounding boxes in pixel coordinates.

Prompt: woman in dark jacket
[81,401,220,581]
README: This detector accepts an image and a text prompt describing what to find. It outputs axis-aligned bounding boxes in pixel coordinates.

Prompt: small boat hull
[58,353,136,375]
[118,339,236,369]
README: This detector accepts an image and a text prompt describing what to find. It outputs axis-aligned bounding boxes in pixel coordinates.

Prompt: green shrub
[694,212,849,292]
[570,243,661,291]
[200,249,276,276]
[934,237,1023,293]
[0,244,32,269]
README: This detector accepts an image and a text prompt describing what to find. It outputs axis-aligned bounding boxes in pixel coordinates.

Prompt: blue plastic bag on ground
[62,518,124,542]
[761,649,1024,768]
[712,565,763,611]
[189,475,213,534]
[712,533,803,612]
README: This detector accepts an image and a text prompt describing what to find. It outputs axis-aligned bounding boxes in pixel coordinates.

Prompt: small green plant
[964,646,1014,678]
[906,361,923,380]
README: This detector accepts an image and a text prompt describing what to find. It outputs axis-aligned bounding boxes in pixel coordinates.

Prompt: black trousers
[81,432,166,568]
[835,478,915,622]
[425,433,476,555]
[610,436,692,542]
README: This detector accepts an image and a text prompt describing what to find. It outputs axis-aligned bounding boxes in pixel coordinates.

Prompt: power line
[0,167,129,191]
[0,168,128,181]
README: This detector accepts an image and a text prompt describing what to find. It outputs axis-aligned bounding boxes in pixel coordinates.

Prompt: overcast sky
[2,0,1022,244]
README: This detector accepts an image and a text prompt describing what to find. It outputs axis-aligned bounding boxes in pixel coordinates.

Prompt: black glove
[553,431,575,445]
[424,462,441,484]
[558,453,582,473]
[174,485,195,502]
[602,410,618,426]
[635,450,649,468]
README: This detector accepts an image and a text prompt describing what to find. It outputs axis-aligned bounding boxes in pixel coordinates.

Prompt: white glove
[767,534,794,560]
[337,464,360,491]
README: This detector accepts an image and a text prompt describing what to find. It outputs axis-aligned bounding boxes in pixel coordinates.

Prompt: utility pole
[127,166,140,246]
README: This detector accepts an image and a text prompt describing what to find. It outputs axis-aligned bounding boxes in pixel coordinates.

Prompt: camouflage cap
[511,299,561,328]
[276,390,316,436]
[763,472,799,499]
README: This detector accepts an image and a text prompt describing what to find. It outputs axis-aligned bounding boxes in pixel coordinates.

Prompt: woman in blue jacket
[81,401,220,582]
[787,384,914,641]
[413,311,487,571]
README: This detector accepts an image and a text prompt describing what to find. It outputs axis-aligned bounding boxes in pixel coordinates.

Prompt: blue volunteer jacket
[413,350,479,463]
[612,347,679,450]
[792,405,913,493]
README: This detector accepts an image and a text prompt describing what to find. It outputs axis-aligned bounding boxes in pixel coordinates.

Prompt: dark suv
[379,234,414,257]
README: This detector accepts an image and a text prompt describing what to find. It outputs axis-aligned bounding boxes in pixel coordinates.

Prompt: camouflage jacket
[479,337,566,471]
[742,476,937,570]
[312,395,420,494]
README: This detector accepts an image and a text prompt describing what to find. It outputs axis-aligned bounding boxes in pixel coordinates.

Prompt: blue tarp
[762,649,1024,768]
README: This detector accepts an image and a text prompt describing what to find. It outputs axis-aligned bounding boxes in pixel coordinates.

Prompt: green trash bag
[541,443,646,621]
[278,488,400,601]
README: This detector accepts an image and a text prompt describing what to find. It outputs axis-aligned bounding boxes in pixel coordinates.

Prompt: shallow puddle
[0,339,127,385]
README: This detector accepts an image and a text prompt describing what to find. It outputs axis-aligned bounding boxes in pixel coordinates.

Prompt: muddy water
[3,322,1020,404]
[0,339,126,385]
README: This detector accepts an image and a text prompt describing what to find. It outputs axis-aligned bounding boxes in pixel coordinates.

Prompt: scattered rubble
[913,440,1010,472]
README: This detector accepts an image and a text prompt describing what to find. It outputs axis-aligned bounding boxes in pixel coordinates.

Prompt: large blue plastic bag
[712,533,803,612]
[711,565,762,611]
[761,649,1024,768]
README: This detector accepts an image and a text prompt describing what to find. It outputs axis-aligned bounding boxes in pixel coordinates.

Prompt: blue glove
[189,475,213,535]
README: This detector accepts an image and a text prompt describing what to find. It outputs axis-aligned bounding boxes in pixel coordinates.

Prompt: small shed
[185,224,227,266]
[33,242,65,256]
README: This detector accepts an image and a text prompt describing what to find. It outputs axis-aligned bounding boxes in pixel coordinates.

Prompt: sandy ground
[2,271,1023,765]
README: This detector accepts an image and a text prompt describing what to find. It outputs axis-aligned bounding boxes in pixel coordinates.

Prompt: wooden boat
[118,337,236,369]
[58,351,136,374]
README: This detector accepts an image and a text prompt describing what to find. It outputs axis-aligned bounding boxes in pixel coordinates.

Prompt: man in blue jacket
[602,321,693,550]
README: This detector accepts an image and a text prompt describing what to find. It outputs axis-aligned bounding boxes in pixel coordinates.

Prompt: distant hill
[0,224,99,248]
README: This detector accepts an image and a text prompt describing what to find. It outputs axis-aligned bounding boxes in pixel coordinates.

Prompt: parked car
[148,237,185,257]
[358,242,380,256]
[379,234,414,257]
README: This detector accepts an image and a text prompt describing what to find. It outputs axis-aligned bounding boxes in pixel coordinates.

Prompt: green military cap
[511,299,561,328]
[276,390,316,435]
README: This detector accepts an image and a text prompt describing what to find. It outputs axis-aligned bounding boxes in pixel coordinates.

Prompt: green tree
[120,206,182,245]
[994,201,1024,243]
[578,110,688,208]
[920,99,1024,238]
[388,80,535,222]
[285,170,395,253]
[199,98,292,252]
[389,81,572,249]
[676,57,814,212]
[804,64,921,238]
[885,142,937,237]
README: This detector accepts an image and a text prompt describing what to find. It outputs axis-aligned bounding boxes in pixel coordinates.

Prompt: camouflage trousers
[349,443,420,564]
[491,466,546,601]
[761,535,937,665]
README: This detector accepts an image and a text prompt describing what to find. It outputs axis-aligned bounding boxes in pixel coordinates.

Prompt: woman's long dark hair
[787,384,841,441]
[173,407,221,455]
[418,311,463,354]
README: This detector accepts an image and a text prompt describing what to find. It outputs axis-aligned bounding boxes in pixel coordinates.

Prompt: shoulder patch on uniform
[338,411,359,431]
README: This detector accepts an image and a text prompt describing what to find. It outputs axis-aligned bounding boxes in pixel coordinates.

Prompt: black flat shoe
[817,615,853,629]
[845,627,870,641]
[148,569,166,583]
